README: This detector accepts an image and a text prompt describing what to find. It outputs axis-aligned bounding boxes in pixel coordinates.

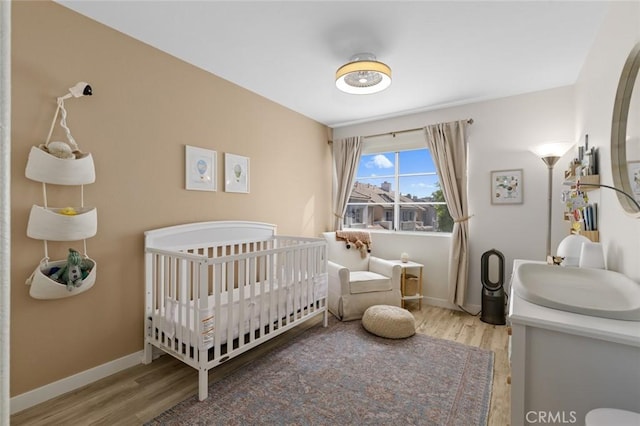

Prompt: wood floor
[11,305,510,425]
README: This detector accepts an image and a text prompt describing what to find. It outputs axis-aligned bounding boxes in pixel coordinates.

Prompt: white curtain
[331,136,363,231]
[424,121,470,306]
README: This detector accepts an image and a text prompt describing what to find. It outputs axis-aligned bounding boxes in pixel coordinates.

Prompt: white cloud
[366,154,393,169]
[412,182,436,190]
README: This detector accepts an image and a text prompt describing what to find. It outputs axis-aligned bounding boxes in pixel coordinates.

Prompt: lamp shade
[336,53,391,95]
[530,142,574,159]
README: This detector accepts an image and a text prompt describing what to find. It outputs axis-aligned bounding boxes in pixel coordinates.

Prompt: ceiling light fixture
[335,53,391,95]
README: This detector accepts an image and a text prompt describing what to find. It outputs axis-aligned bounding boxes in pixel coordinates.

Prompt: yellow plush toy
[58,207,77,216]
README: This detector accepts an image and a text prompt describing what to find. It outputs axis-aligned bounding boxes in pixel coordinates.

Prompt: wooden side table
[390,260,424,310]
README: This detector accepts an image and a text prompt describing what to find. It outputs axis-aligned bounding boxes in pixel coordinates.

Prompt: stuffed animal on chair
[49,248,89,291]
[335,231,373,257]
[353,238,372,253]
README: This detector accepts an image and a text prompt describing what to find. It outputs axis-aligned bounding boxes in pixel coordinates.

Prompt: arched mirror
[611,42,640,217]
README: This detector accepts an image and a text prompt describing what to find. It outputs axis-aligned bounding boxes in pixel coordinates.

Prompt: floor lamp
[532,143,574,259]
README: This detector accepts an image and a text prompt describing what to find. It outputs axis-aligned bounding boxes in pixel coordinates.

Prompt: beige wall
[11,1,331,396]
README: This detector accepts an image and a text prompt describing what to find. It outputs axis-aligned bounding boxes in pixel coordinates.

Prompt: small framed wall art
[491,169,523,204]
[225,153,250,193]
[185,145,217,191]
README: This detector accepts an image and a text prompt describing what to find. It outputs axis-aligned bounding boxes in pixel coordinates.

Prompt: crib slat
[299,246,307,316]
[275,249,283,330]
[225,259,234,350]
[248,254,257,344]
[237,257,246,344]
[308,245,315,311]
[213,261,222,361]
[276,240,281,326]
[197,259,208,368]
[257,246,265,338]
[179,259,186,352]
[297,242,304,315]
[162,256,170,349]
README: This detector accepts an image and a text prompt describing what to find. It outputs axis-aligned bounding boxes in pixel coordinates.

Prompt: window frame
[344,147,451,233]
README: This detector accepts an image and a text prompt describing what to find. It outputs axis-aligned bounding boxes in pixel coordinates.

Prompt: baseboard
[424,296,481,315]
[10,350,143,415]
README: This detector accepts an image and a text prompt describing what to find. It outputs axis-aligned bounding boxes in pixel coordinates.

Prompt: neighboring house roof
[350,182,426,210]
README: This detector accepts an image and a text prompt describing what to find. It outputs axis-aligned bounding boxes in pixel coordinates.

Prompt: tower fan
[480,249,506,325]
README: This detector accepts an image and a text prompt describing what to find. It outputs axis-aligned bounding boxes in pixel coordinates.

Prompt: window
[343,140,453,233]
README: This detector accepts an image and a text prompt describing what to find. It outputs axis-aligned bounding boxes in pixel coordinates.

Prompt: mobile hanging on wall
[24,82,98,299]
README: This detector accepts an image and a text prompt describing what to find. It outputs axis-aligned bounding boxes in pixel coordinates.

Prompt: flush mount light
[335,53,391,95]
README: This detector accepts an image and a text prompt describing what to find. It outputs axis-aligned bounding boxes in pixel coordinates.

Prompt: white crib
[143,221,328,400]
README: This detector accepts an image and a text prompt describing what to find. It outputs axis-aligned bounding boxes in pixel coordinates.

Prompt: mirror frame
[611,41,640,217]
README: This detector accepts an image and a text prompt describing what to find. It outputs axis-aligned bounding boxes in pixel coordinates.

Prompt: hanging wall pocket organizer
[25,82,97,300]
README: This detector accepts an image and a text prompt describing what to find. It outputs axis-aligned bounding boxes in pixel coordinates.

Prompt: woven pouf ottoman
[362,305,415,339]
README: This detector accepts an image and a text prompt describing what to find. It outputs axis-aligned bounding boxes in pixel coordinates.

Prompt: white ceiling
[56,1,609,128]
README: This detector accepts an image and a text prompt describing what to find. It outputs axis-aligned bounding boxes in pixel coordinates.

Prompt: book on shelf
[582,203,597,231]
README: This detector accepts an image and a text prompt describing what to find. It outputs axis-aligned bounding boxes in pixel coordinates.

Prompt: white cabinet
[508,260,640,426]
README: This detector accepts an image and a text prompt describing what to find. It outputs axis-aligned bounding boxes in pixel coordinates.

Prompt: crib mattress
[153,273,327,349]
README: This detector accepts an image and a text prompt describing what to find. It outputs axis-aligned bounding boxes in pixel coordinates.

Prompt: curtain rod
[328,118,473,144]
[364,118,474,139]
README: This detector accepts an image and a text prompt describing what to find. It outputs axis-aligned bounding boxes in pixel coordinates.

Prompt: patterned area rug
[147,317,494,425]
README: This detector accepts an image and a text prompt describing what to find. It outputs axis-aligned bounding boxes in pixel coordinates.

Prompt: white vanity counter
[509,259,640,347]
[508,259,640,426]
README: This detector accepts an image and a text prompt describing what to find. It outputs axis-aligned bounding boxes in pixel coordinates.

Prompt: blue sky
[356,149,440,199]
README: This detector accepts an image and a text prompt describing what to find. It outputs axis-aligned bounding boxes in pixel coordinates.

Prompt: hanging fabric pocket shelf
[25,145,95,185]
[27,205,97,241]
[24,82,97,300]
[26,257,97,300]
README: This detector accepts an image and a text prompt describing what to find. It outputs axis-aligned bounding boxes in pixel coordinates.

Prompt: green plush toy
[49,248,91,291]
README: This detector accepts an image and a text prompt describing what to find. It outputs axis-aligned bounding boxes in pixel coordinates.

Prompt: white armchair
[322,232,402,321]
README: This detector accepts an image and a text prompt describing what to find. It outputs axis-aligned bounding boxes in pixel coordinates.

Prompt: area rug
[147,317,494,426]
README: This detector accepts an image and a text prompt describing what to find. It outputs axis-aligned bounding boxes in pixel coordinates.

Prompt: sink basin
[514,263,640,321]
